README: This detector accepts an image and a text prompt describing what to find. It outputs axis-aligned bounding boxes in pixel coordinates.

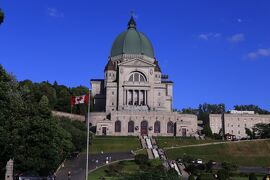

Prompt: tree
[182,108,198,115]
[197,173,215,180]
[0,65,76,177]
[188,175,195,180]
[202,123,213,137]
[0,9,4,25]
[134,154,148,165]
[0,65,26,178]
[249,173,257,180]
[217,169,229,180]
[253,123,270,138]
[234,104,270,114]
[38,95,51,118]
[245,128,255,139]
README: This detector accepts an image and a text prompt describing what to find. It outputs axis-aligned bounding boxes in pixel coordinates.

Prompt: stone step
[147,149,154,160]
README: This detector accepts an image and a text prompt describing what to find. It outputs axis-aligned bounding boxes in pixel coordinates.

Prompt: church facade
[89,16,198,136]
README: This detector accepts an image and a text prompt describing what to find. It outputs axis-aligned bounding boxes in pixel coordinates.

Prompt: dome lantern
[110,16,155,58]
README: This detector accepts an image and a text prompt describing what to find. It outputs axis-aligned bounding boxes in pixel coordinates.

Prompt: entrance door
[141,121,148,135]
[102,127,107,136]
[182,128,187,137]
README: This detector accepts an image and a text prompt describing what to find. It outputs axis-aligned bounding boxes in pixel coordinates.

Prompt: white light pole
[85,89,91,180]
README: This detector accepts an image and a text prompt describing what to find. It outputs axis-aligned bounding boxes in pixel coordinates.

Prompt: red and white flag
[70,94,89,107]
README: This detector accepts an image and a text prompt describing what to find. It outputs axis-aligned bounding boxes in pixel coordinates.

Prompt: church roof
[110,16,155,58]
[154,61,161,72]
[104,60,116,71]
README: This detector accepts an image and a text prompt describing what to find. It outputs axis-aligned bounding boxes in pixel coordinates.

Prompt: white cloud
[47,8,64,18]
[228,33,245,43]
[198,33,221,40]
[237,18,242,23]
[247,48,270,59]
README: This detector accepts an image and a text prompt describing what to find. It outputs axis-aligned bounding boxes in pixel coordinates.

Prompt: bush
[221,161,238,172]
[134,154,148,165]
[188,175,195,180]
[249,173,257,180]
[217,169,229,180]
[197,173,215,180]
[105,163,123,176]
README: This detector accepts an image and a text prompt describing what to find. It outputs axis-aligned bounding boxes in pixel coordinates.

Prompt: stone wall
[91,111,198,137]
[210,113,270,139]
[52,111,85,122]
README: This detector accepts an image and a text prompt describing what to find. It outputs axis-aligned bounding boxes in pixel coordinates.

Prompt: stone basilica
[89,16,197,136]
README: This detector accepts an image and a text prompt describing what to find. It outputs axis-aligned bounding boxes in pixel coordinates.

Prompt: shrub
[188,175,195,180]
[134,154,148,165]
[197,173,215,180]
[217,169,229,180]
[249,173,257,180]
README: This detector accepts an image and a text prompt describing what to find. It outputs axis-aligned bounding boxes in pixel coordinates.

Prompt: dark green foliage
[58,117,87,151]
[0,65,86,177]
[105,164,123,176]
[248,173,257,180]
[134,154,149,165]
[253,123,270,138]
[197,173,215,180]
[245,128,255,139]
[202,123,213,137]
[198,103,225,124]
[19,79,88,115]
[0,9,4,25]
[217,169,229,180]
[234,105,270,114]
[221,162,238,172]
[188,175,195,180]
[182,108,198,115]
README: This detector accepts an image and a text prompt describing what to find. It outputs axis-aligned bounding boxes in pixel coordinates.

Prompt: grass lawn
[231,175,265,180]
[156,136,222,148]
[89,159,163,180]
[88,160,139,180]
[89,136,141,154]
[165,139,270,167]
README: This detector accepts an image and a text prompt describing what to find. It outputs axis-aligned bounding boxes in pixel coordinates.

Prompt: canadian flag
[70,94,89,107]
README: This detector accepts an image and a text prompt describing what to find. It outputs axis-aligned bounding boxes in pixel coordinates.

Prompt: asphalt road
[56,152,134,180]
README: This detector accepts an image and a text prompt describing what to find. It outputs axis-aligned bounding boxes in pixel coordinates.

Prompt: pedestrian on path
[67,171,71,180]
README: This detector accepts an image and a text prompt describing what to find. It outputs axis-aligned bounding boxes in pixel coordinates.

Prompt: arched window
[128,121,134,133]
[154,121,160,133]
[115,120,121,132]
[128,72,146,82]
[167,121,174,133]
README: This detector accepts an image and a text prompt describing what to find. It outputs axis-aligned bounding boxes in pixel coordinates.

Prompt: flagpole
[85,89,91,180]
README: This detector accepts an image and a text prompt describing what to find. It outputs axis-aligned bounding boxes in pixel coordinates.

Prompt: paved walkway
[56,152,134,180]
[164,138,269,150]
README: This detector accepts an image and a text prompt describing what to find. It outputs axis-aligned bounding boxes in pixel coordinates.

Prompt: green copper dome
[110,16,155,58]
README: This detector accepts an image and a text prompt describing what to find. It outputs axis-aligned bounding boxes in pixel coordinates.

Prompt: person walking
[67,171,71,180]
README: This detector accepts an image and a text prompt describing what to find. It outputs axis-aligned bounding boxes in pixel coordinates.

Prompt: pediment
[118,58,155,67]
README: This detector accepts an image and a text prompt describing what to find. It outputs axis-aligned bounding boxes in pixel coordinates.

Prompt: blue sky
[1,0,270,111]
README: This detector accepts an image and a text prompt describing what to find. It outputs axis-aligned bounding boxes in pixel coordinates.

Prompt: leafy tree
[221,162,238,172]
[249,173,257,180]
[245,128,255,139]
[38,95,51,118]
[58,117,87,151]
[182,108,198,115]
[197,173,215,180]
[234,104,270,114]
[188,175,195,180]
[202,123,213,137]
[134,154,149,165]
[198,103,225,124]
[0,65,79,177]
[217,169,229,180]
[253,123,270,138]
[0,9,4,25]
